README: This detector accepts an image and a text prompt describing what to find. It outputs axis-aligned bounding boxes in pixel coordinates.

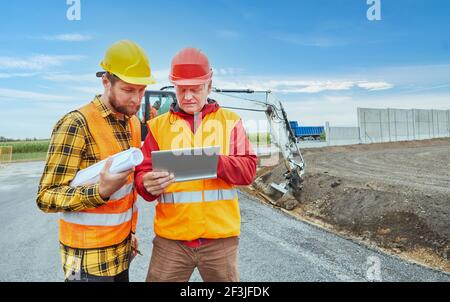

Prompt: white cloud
[0,88,76,102]
[213,76,393,94]
[357,81,394,91]
[213,64,445,96]
[151,68,170,83]
[275,80,355,93]
[42,69,172,89]
[212,67,243,77]
[43,73,98,83]
[0,55,85,71]
[0,72,37,79]
[69,85,103,95]
[43,33,93,42]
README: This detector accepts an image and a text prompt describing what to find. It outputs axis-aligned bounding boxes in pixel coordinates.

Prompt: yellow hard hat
[98,40,156,85]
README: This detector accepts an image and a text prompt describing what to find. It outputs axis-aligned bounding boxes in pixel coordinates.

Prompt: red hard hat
[169,48,213,86]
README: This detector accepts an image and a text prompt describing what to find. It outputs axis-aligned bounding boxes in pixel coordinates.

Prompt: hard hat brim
[169,68,213,86]
[170,79,210,86]
[118,73,156,85]
[96,71,156,85]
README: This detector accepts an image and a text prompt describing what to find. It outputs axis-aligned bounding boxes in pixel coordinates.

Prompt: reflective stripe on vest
[61,202,139,227]
[204,189,237,202]
[60,183,137,227]
[109,182,134,200]
[158,189,237,204]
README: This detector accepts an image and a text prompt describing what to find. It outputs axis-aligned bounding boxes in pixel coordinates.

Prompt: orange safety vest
[148,108,241,241]
[59,102,141,249]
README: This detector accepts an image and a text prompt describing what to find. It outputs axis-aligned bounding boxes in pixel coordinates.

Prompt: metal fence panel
[358,108,450,143]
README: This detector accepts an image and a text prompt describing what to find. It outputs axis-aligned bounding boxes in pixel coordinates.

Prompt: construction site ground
[1,161,449,281]
[251,138,450,273]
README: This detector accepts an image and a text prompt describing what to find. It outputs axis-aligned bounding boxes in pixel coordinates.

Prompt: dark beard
[109,91,139,117]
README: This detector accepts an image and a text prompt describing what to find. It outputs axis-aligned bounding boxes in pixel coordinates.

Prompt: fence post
[406,110,410,141]
[436,110,440,137]
[0,146,13,165]
[356,108,360,143]
[428,110,432,139]
[379,111,383,143]
[325,121,330,146]
[447,109,450,137]
[364,111,368,143]
[413,109,420,139]
[387,108,392,142]
[394,109,398,141]
[432,110,436,138]
[356,108,361,144]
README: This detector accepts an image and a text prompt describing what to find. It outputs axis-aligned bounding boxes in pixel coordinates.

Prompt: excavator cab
[138,89,177,141]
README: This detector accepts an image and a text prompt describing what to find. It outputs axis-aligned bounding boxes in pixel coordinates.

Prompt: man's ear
[207,80,212,94]
[102,74,111,90]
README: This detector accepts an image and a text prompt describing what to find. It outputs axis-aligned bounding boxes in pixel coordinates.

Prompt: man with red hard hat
[135,48,257,282]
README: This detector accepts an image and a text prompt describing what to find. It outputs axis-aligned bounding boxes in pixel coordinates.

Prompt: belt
[179,238,214,248]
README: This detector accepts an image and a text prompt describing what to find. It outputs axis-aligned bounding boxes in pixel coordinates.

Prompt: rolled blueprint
[70,147,144,187]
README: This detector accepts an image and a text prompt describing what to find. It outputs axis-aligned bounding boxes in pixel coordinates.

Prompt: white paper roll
[70,148,144,187]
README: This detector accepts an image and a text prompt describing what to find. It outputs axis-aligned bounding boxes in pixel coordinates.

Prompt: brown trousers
[146,236,240,282]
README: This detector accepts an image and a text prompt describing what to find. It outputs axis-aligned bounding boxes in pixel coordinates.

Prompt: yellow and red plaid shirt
[37,96,136,277]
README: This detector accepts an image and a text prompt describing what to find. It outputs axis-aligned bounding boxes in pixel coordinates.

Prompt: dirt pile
[252,138,450,272]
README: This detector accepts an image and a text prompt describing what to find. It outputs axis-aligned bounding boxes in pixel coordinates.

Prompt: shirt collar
[93,95,129,121]
[170,98,220,117]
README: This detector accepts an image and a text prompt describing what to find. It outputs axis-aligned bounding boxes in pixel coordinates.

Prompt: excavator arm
[139,87,305,204]
[212,88,305,198]
[264,98,305,194]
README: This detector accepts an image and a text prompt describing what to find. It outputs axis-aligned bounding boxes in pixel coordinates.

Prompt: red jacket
[135,99,258,202]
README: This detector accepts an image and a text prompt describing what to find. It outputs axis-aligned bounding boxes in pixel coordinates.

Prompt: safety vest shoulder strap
[129,115,142,148]
[148,108,240,141]
[215,107,241,122]
[78,101,141,159]
[78,102,122,159]
[147,111,171,130]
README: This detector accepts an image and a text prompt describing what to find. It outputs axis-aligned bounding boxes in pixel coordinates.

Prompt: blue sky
[0,0,449,139]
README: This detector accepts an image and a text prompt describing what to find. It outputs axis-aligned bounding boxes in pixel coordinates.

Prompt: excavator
[137,87,305,209]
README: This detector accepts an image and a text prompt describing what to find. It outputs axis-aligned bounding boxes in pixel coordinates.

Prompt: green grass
[0,140,49,162]
[11,152,48,162]
[0,140,49,154]
[247,133,271,145]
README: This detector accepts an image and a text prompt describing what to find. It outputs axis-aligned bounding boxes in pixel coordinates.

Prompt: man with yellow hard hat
[37,40,155,282]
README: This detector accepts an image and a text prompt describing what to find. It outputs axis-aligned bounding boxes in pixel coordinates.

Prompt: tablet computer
[151,146,220,182]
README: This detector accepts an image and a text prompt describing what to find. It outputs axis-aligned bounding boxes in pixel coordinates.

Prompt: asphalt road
[0,161,449,282]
